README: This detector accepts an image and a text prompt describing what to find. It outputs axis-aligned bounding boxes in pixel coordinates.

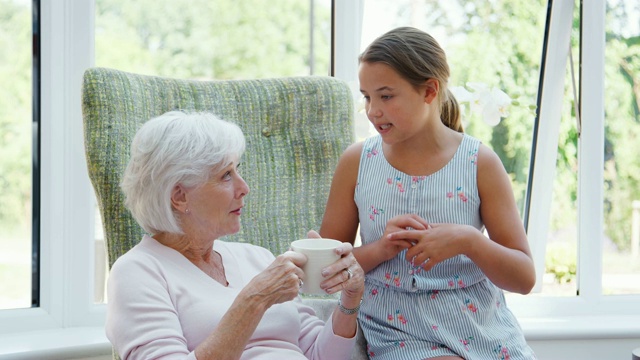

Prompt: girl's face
[183,155,249,239]
[358,61,438,143]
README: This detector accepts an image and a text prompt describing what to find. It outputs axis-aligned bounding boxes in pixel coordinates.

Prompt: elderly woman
[106,111,365,360]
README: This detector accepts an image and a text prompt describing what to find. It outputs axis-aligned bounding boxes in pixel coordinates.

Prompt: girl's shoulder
[339,140,366,165]
[475,140,501,165]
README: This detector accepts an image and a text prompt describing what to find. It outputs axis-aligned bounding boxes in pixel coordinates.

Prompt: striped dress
[355,134,535,360]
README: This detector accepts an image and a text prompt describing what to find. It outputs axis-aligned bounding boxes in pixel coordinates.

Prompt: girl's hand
[387,223,476,271]
[374,214,431,261]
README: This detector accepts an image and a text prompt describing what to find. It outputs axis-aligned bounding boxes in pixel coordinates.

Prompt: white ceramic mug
[290,238,342,296]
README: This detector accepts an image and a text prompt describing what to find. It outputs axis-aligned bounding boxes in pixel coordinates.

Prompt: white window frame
[0,0,638,358]
[0,0,109,358]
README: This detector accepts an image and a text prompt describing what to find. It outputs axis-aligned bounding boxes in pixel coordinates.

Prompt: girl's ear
[423,78,440,104]
[171,184,189,214]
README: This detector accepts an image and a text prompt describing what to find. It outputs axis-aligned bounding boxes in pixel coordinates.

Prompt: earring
[185,208,190,214]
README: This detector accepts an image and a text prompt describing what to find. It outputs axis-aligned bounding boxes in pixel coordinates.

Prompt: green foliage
[601,31,640,250]
[445,0,546,213]
[95,0,331,79]
[545,242,577,284]
[0,0,31,229]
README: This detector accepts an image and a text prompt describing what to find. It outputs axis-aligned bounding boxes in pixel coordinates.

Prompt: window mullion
[577,0,605,300]
[524,0,575,295]
[332,0,364,82]
[61,0,102,327]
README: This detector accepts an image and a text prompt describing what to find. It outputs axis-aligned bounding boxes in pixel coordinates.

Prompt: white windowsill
[0,327,112,360]
[521,315,640,340]
[0,316,638,360]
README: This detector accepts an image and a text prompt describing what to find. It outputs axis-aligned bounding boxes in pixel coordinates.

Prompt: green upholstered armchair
[81,67,368,359]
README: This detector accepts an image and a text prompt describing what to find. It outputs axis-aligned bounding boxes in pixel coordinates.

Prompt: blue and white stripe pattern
[354,134,536,359]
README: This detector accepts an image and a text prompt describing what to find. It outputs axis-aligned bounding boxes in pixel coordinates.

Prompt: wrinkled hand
[387,223,474,271]
[318,241,364,299]
[375,214,431,262]
[241,251,307,309]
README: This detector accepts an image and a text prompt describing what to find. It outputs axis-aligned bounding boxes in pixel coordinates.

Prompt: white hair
[121,111,245,235]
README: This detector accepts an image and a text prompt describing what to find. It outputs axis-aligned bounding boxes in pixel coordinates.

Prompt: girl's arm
[319,143,377,269]
[388,143,535,294]
[470,143,536,294]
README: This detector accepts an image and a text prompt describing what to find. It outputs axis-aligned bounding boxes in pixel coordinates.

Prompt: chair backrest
[82,67,354,269]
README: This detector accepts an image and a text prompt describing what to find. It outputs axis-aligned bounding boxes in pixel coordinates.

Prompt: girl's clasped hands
[384,214,476,272]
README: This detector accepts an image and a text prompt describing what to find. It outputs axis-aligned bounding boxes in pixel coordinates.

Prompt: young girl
[320,27,537,359]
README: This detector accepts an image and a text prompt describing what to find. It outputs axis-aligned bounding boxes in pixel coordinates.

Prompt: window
[0,0,33,311]
[0,0,102,338]
[601,0,640,296]
[94,0,332,79]
[513,0,640,320]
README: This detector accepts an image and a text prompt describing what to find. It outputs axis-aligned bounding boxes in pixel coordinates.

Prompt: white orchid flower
[492,87,512,115]
[480,87,511,126]
[465,82,492,114]
[450,85,474,102]
[450,86,473,119]
[451,82,515,126]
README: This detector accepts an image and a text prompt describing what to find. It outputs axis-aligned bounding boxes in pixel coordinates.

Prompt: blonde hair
[359,26,463,132]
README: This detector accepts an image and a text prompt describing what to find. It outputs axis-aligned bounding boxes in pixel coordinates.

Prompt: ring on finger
[298,278,304,287]
[345,268,353,280]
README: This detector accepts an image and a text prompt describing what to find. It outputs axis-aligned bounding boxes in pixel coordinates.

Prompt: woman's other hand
[319,242,364,300]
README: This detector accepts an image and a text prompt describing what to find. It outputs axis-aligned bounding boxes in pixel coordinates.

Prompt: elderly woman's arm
[317,241,364,339]
[194,293,270,360]
[107,245,304,360]
[194,252,306,360]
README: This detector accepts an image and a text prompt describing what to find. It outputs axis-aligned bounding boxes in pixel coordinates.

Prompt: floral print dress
[355,134,536,360]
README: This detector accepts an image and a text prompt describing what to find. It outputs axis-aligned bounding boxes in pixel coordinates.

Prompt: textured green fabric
[82,68,363,360]
[82,67,355,269]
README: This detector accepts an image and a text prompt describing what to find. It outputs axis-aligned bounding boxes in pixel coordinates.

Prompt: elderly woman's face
[184,155,249,239]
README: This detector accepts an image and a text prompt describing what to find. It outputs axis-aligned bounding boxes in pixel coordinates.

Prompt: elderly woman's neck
[153,232,217,263]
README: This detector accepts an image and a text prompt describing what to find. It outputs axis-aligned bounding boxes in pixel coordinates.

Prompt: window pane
[533,2,581,297]
[0,0,32,310]
[93,0,333,302]
[539,73,579,297]
[95,0,331,79]
[602,0,640,295]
